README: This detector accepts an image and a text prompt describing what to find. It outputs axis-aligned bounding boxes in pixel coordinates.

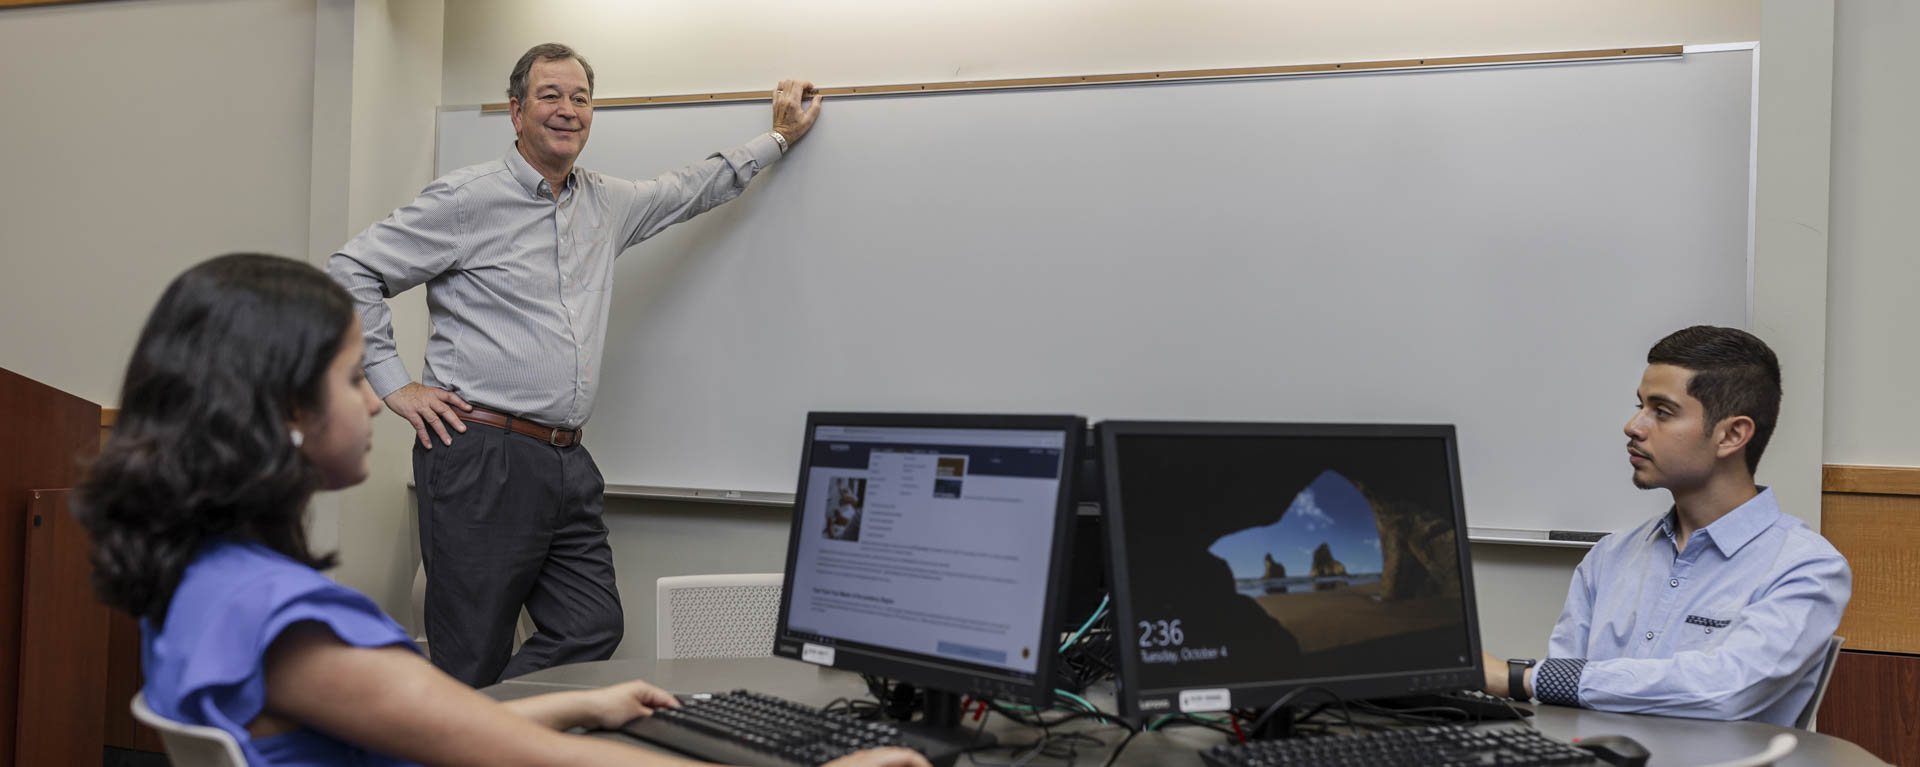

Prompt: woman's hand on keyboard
[575,679,681,730]
[825,746,934,767]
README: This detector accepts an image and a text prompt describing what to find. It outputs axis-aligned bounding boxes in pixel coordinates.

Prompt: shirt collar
[1646,486,1780,558]
[503,143,573,200]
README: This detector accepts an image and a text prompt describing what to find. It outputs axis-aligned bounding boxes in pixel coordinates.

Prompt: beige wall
[0,0,442,626]
[311,0,447,627]
[1825,0,1920,468]
[0,0,317,405]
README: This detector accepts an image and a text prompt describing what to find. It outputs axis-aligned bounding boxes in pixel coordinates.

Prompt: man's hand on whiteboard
[384,382,472,449]
[771,78,823,146]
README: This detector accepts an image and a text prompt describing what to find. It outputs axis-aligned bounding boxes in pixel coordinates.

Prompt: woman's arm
[261,624,710,767]
[262,624,932,767]
[500,679,676,732]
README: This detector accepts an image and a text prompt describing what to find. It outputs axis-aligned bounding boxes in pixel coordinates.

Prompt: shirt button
[1645,631,1655,641]
[1669,578,1680,588]
[1705,628,1713,635]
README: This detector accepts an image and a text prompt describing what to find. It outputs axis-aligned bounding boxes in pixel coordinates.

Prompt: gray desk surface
[483,657,1887,767]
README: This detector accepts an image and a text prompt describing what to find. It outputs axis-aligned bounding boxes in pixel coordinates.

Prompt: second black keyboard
[1201,724,1602,767]
[621,689,954,767]
[1366,689,1536,721]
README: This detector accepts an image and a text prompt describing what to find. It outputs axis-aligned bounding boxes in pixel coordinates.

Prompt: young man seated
[1482,326,1850,726]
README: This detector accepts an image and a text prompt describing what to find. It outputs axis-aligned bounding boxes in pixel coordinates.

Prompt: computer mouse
[1572,733,1650,767]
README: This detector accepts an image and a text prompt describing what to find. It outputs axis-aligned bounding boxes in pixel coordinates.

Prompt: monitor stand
[887,685,997,760]
[1247,708,1301,741]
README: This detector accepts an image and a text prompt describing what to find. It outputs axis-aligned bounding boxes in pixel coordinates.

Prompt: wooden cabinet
[0,367,117,765]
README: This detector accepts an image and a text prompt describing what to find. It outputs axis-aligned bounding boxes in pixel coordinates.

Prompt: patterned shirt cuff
[1533,658,1587,706]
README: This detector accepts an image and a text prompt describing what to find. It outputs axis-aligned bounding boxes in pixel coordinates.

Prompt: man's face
[510,57,593,170]
[1623,363,1718,491]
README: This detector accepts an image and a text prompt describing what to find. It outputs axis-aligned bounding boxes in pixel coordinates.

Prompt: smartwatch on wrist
[1506,658,1536,701]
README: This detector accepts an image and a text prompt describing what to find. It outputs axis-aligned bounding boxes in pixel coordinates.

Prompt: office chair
[655,573,784,659]
[411,562,535,658]
[130,691,248,767]
[1794,635,1846,732]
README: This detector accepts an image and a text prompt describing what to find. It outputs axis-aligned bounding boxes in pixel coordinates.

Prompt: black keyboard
[1367,689,1535,721]
[1201,724,1602,767]
[621,689,956,767]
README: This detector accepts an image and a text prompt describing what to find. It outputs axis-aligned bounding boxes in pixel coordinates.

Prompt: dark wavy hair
[1647,325,1783,475]
[75,254,347,624]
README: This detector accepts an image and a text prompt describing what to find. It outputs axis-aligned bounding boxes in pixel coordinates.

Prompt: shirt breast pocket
[1676,608,1738,652]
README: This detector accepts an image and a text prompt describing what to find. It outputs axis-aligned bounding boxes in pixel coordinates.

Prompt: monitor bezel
[772,411,1085,707]
[1099,420,1486,719]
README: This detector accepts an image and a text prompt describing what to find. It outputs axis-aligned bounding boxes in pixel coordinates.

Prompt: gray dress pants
[414,421,624,686]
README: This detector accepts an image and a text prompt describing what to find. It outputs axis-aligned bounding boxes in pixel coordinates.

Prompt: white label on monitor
[801,643,836,666]
[1179,688,1232,713]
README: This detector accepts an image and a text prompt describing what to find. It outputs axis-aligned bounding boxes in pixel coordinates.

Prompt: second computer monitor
[773,413,1084,707]
[1100,421,1483,717]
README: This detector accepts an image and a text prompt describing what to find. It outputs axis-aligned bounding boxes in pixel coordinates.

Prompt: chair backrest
[130,691,249,767]
[1694,733,1798,767]
[655,573,784,659]
[1794,634,1846,731]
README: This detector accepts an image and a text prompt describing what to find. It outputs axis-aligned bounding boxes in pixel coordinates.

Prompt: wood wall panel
[0,0,111,8]
[1820,464,1916,763]
[1822,472,1920,655]
[1825,464,1920,497]
[103,610,163,753]
[1817,650,1920,767]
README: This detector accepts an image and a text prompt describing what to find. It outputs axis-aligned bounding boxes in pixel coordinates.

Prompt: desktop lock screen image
[1111,433,1472,700]
[785,425,1068,677]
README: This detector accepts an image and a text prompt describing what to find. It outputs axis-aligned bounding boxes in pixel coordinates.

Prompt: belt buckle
[549,428,570,447]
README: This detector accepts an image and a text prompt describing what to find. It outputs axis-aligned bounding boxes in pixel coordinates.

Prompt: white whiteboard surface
[436,48,1754,534]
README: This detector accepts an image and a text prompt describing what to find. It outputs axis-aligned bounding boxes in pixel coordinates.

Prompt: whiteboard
[436,48,1754,533]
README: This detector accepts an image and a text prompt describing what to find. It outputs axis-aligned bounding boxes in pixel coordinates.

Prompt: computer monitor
[773,412,1085,723]
[1100,421,1484,722]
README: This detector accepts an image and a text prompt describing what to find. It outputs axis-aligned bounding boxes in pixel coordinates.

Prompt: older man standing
[330,43,821,686]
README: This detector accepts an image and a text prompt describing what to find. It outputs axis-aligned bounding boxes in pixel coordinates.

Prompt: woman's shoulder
[170,540,342,615]
[156,539,406,657]
[145,538,414,704]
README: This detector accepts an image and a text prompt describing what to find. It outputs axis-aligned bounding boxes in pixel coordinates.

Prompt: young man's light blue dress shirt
[1533,487,1851,726]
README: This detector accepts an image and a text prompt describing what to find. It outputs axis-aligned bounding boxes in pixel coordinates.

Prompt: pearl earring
[290,428,305,448]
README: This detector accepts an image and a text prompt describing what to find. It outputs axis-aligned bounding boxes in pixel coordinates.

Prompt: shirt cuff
[744,132,785,169]
[365,357,414,400]
[1533,658,1587,706]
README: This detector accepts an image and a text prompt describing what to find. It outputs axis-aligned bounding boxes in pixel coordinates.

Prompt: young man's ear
[1714,415,1756,460]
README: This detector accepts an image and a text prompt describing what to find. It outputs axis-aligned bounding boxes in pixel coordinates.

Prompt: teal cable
[1054,689,1098,713]
[1058,594,1110,653]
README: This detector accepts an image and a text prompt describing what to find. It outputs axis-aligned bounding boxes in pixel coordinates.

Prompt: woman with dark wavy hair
[76,254,925,767]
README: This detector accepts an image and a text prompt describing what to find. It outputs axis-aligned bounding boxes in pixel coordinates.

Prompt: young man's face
[1623,363,1720,491]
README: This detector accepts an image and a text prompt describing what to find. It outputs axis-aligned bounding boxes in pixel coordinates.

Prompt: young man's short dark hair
[1645,325,1782,474]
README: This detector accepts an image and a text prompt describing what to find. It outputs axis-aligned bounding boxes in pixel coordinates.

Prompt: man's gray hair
[507,42,596,104]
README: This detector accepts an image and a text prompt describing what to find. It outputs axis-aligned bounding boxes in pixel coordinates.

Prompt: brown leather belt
[462,406,582,447]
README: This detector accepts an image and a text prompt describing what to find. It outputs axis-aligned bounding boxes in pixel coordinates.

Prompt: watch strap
[1507,658,1536,701]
